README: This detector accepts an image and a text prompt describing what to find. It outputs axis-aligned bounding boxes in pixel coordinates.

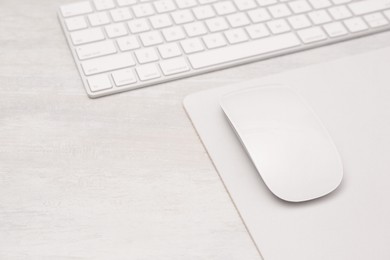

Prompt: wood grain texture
[1,0,390,259]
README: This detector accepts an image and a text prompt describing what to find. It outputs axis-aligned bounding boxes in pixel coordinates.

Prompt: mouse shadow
[268,176,347,208]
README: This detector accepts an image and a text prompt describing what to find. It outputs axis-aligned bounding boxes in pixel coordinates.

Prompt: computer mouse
[220,85,343,202]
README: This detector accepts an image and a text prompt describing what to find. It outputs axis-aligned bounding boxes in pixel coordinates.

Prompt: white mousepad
[184,47,390,260]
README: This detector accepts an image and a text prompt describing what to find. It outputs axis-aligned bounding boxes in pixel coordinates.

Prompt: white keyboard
[58,0,390,98]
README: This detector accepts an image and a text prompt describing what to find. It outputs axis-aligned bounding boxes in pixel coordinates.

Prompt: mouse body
[220,86,343,202]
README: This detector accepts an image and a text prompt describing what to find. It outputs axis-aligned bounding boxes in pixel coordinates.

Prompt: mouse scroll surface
[220,86,343,202]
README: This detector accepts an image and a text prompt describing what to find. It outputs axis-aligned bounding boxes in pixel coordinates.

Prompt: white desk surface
[1,0,389,259]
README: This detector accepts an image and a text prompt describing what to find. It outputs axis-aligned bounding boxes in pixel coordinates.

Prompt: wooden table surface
[1,0,390,259]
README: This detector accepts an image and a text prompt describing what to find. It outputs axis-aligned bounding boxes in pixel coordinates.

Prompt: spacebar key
[188,33,301,69]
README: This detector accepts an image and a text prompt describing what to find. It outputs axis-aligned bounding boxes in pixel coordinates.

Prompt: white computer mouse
[220,85,343,202]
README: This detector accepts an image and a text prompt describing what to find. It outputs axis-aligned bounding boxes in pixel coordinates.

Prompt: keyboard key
[61,1,92,17]
[247,8,271,23]
[172,10,195,24]
[297,26,327,43]
[112,68,137,86]
[385,10,390,20]
[288,0,312,14]
[87,74,112,92]
[82,52,135,75]
[105,23,128,38]
[308,10,332,25]
[225,28,249,44]
[135,48,159,63]
[65,16,88,31]
[348,0,390,16]
[162,26,186,41]
[331,0,351,4]
[344,17,369,32]
[193,5,216,20]
[150,14,173,29]
[234,0,257,11]
[70,28,105,45]
[308,0,331,9]
[288,14,312,29]
[189,33,300,69]
[117,0,136,6]
[364,13,389,28]
[160,57,190,75]
[245,23,270,39]
[136,64,161,81]
[203,33,227,49]
[214,1,237,15]
[117,35,140,51]
[227,13,251,27]
[132,3,155,18]
[76,40,117,60]
[206,17,229,32]
[176,0,197,9]
[328,6,352,20]
[268,4,292,18]
[158,43,182,58]
[199,0,219,4]
[154,0,176,13]
[323,22,348,37]
[88,12,110,26]
[257,0,277,6]
[184,22,208,37]
[267,19,291,34]
[93,0,115,11]
[128,19,150,33]
[140,31,164,46]
[180,38,205,54]
[110,8,132,22]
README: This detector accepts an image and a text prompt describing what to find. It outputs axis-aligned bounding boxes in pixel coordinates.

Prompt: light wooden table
[1,0,390,259]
